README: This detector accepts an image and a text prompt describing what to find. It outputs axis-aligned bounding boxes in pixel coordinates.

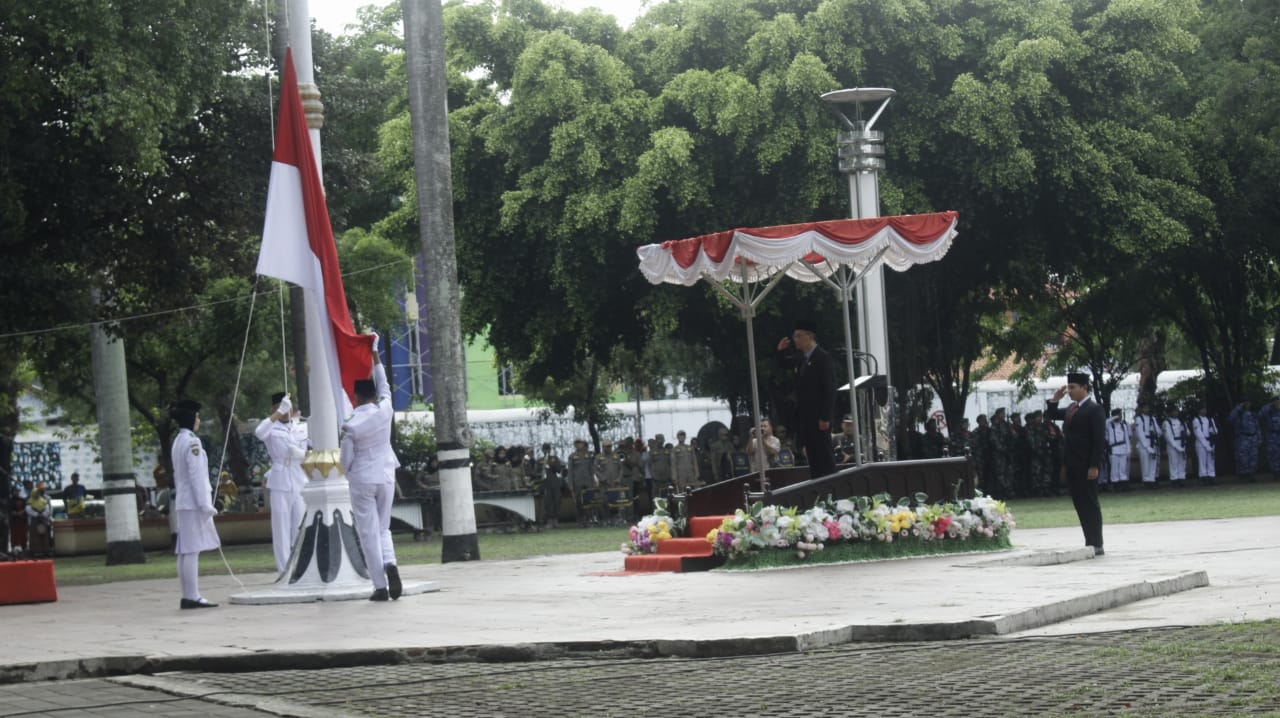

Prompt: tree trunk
[90,307,145,565]
[404,0,478,561]
[0,352,21,555]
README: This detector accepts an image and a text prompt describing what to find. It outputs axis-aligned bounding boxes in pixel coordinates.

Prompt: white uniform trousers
[1110,452,1130,483]
[1197,444,1216,478]
[349,482,396,589]
[269,488,306,573]
[1138,449,1159,483]
[1165,447,1186,481]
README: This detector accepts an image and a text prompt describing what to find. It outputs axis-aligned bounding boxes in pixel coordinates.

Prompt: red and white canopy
[637,210,958,286]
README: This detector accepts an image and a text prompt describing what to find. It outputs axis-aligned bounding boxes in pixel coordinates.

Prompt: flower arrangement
[706,491,1015,569]
[621,498,684,555]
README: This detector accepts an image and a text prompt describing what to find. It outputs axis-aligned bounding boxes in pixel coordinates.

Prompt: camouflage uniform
[537,448,565,528]
[1024,412,1054,497]
[1230,402,1261,481]
[970,415,992,493]
[987,410,1016,499]
[921,419,945,459]
[1260,399,1280,478]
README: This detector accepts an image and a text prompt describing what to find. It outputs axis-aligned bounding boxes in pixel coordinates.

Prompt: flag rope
[208,274,265,590]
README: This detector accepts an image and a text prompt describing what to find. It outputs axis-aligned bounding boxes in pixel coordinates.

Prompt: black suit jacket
[789,344,836,428]
[1044,396,1106,481]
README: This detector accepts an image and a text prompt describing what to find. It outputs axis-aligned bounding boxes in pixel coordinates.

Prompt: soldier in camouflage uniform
[987,409,1016,499]
[970,414,992,493]
[1010,413,1032,497]
[921,418,946,459]
[1230,400,1261,482]
[708,428,734,482]
[948,417,971,459]
[1024,411,1054,497]
[1259,397,1280,480]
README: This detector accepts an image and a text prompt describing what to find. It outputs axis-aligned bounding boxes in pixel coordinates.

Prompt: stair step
[622,553,726,573]
[689,515,730,537]
[624,554,686,572]
[656,537,713,556]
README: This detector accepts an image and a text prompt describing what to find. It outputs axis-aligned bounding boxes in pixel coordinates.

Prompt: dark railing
[681,458,974,519]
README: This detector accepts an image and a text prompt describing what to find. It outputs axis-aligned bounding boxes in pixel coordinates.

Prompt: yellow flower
[706,528,719,544]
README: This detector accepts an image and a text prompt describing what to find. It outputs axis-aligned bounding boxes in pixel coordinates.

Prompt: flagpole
[233,4,436,603]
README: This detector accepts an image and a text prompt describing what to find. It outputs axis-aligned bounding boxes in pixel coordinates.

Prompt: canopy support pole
[706,263,792,495]
[803,246,889,467]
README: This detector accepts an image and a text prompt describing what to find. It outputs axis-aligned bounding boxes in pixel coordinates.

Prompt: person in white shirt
[255,392,309,574]
[1192,403,1218,485]
[170,399,220,609]
[1162,410,1189,487]
[340,339,401,601]
[1106,409,1131,491]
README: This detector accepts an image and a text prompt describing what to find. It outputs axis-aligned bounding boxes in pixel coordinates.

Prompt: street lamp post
[821,87,896,462]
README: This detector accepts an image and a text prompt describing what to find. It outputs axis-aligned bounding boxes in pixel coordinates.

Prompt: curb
[0,570,1210,685]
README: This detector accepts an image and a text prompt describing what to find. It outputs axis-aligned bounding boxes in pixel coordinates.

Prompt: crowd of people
[902,396,1280,500]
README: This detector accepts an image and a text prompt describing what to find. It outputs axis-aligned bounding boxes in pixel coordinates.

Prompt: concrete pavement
[1,515,1276,685]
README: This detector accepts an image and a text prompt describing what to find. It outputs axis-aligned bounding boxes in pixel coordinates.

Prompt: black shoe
[369,588,389,602]
[385,563,402,600]
[1093,547,1105,556]
[180,598,218,609]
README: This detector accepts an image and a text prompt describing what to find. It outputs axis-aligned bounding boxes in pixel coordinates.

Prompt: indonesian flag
[257,48,374,419]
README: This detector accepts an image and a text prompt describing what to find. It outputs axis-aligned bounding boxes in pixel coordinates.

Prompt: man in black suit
[1043,371,1107,555]
[777,320,837,478]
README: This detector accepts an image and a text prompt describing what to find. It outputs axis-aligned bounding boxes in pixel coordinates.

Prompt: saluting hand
[1051,386,1068,403]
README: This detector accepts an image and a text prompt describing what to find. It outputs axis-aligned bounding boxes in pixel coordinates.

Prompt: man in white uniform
[340,341,401,601]
[1132,403,1161,488]
[1193,403,1218,485]
[1106,409,1131,490]
[170,399,220,609]
[255,392,308,574]
[1162,410,1189,487]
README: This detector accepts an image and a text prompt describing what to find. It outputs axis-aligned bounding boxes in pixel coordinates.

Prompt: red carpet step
[0,560,58,605]
[622,516,729,573]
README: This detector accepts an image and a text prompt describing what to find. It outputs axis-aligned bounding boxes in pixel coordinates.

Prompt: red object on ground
[621,516,730,574]
[0,560,58,605]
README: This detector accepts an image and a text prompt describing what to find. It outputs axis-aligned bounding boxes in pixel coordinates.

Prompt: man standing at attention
[1044,372,1106,556]
[170,399,221,608]
[255,391,308,574]
[1133,403,1161,489]
[776,320,837,478]
[1106,408,1131,491]
[340,339,402,601]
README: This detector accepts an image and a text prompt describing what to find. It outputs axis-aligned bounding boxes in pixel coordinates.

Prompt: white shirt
[339,363,396,485]
[172,428,215,513]
[256,416,309,492]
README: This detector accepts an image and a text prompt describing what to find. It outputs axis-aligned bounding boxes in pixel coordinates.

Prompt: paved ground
[1,515,1277,716]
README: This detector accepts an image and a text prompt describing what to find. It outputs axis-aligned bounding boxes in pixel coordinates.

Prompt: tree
[0,0,259,532]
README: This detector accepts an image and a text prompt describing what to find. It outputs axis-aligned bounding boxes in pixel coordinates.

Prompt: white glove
[277,394,292,416]
[371,333,381,354]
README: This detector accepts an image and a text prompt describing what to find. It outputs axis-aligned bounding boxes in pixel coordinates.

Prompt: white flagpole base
[231,451,437,604]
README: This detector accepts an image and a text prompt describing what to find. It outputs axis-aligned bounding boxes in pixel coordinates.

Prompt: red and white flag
[257,48,373,419]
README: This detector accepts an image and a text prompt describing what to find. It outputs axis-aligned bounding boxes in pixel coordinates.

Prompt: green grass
[50,525,631,586]
[47,479,1280,586]
[1005,479,1280,530]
